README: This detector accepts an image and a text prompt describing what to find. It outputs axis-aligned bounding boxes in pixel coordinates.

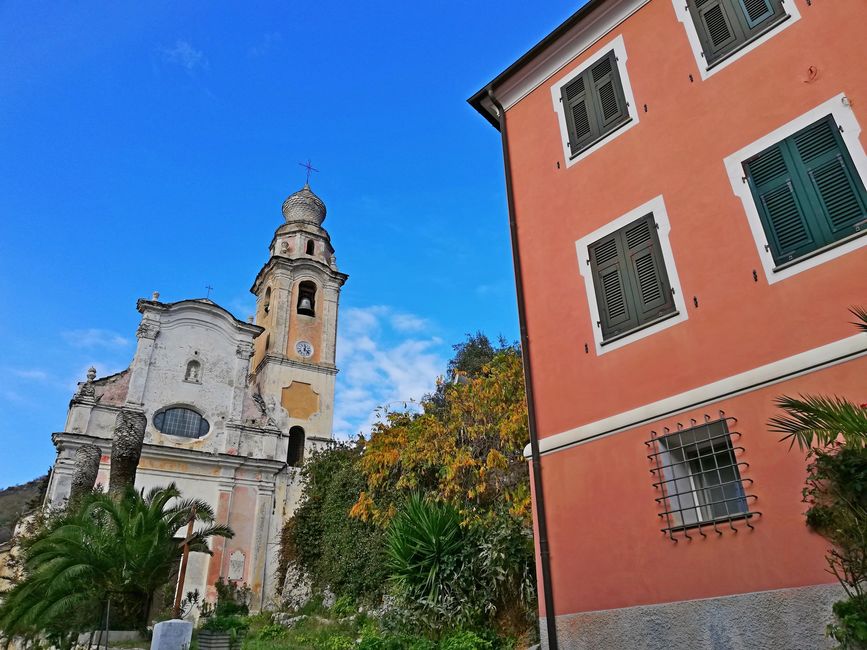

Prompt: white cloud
[333,306,446,439]
[61,329,129,349]
[390,312,430,333]
[161,40,208,72]
[11,369,49,381]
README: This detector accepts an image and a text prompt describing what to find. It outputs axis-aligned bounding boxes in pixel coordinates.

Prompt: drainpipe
[488,90,559,650]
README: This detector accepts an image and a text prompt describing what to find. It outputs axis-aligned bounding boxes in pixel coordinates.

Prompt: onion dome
[281,184,326,226]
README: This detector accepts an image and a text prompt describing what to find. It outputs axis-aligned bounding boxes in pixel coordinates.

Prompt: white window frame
[551,34,640,167]
[576,195,688,355]
[723,93,867,284]
[672,0,801,81]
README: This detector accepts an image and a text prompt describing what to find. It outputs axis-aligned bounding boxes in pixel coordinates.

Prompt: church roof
[136,297,264,337]
[281,184,326,226]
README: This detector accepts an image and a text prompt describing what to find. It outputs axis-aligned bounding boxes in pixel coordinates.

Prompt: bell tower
[250,183,348,444]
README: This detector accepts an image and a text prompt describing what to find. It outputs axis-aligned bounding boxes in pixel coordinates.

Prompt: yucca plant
[0,483,233,644]
[387,493,465,607]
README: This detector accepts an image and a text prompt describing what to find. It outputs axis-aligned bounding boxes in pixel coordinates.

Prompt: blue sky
[0,0,580,488]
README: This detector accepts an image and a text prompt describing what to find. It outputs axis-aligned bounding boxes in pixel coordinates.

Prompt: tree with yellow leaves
[351,335,531,527]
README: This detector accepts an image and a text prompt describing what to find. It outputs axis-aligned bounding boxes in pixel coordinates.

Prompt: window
[647,418,755,538]
[687,0,786,66]
[153,407,209,438]
[297,281,316,316]
[263,287,271,315]
[306,240,315,255]
[287,426,305,467]
[559,50,630,157]
[588,214,676,342]
[744,115,867,268]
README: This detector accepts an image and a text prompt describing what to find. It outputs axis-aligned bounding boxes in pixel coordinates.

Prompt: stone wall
[540,584,843,650]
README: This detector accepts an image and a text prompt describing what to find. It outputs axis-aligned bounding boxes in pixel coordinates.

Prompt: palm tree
[768,307,867,451]
[0,483,233,645]
[768,307,867,648]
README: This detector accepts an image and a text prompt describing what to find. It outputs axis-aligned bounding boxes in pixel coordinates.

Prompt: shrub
[282,444,388,602]
[439,630,494,650]
[828,596,867,649]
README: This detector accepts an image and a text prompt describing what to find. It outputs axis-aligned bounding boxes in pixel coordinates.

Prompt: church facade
[44,183,347,610]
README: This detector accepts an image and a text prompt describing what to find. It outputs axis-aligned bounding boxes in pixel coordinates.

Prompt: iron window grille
[645,414,759,541]
[153,407,209,439]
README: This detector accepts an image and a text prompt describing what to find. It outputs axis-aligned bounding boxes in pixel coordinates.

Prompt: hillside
[0,475,48,543]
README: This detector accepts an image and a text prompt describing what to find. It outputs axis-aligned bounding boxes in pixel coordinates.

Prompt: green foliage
[201,614,250,634]
[385,495,534,635]
[253,623,289,641]
[769,395,867,451]
[439,630,494,650]
[0,483,233,644]
[828,596,867,649]
[387,494,466,608]
[213,577,251,616]
[279,333,535,643]
[771,309,867,649]
[331,595,355,618]
[282,442,388,601]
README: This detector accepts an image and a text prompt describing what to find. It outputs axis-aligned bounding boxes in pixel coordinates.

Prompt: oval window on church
[153,407,209,438]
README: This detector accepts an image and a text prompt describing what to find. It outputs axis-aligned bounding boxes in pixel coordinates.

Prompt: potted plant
[197,578,250,650]
[198,615,249,650]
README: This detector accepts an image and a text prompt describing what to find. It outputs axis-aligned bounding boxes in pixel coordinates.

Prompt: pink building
[470,0,867,647]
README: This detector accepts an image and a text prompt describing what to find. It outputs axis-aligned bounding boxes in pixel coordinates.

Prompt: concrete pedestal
[151,620,193,650]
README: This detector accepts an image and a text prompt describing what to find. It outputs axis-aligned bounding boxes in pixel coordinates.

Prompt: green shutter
[745,143,818,264]
[623,215,676,323]
[688,0,786,64]
[561,74,597,155]
[690,0,741,62]
[560,50,630,158]
[738,0,775,28]
[790,116,867,240]
[589,214,677,342]
[745,116,867,266]
[589,51,628,132]
[589,232,638,339]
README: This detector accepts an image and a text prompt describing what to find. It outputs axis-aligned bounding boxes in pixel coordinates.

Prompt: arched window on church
[263,287,271,315]
[184,360,202,383]
[297,281,316,316]
[306,240,315,255]
[287,426,305,467]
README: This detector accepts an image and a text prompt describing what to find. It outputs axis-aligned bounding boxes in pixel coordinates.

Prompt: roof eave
[467,0,611,128]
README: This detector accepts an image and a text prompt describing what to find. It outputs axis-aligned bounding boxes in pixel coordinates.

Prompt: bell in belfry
[298,296,314,315]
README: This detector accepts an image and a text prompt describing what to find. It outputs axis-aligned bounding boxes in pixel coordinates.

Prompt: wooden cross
[173,504,197,618]
[299,159,319,184]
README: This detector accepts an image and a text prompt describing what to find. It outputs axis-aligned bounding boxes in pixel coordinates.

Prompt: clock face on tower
[295,340,313,358]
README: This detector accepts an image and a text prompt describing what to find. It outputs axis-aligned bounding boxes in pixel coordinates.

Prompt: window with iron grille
[743,115,867,268]
[153,406,209,439]
[687,0,788,66]
[646,417,758,540]
[588,213,677,342]
[558,50,630,157]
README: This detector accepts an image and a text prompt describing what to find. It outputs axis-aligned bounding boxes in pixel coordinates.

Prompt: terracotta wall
[505,0,867,438]
[502,0,867,614]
